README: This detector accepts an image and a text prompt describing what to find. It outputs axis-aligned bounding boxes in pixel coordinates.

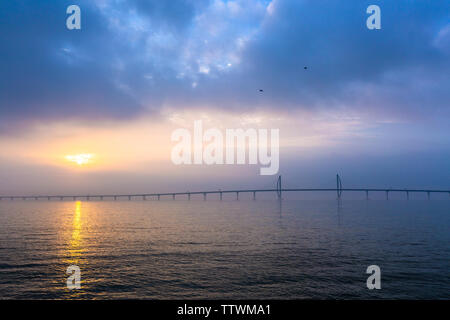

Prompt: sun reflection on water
[62,201,86,296]
[70,201,82,260]
[63,201,85,269]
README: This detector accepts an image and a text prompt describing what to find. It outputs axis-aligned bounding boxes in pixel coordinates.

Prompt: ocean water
[0,199,449,299]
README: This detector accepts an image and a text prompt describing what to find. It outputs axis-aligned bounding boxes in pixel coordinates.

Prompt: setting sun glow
[65,154,93,165]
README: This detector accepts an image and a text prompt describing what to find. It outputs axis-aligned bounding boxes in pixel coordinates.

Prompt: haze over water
[0,199,449,299]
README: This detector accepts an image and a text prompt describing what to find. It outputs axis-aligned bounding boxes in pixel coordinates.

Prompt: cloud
[203,0,450,115]
[0,0,449,134]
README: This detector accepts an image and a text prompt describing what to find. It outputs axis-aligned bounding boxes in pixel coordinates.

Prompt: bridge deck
[1,188,449,200]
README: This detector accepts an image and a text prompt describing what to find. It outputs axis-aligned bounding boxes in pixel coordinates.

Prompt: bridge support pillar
[427,192,430,200]
[236,192,239,200]
[172,194,175,200]
[188,193,191,200]
[386,191,389,200]
[203,193,206,201]
[114,196,117,201]
[406,191,409,200]
[253,192,256,200]
[365,190,369,200]
[157,195,160,200]
[143,195,146,200]
[128,196,131,201]
[220,192,222,200]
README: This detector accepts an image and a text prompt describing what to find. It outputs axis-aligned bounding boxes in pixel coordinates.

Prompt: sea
[0,199,449,299]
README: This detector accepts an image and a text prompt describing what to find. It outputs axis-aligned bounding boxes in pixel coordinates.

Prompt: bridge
[0,175,449,201]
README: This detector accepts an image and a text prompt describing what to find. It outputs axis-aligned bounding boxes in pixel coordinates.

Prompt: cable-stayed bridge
[1,175,449,201]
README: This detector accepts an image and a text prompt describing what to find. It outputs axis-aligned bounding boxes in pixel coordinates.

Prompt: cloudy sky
[0,0,449,195]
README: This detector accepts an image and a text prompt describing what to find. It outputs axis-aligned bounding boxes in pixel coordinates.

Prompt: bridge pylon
[276,175,282,200]
[336,174,343,199]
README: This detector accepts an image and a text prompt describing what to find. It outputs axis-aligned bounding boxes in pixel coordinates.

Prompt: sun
[65,153,93,165]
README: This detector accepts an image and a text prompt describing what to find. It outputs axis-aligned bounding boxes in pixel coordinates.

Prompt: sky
[0,0,449,195]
